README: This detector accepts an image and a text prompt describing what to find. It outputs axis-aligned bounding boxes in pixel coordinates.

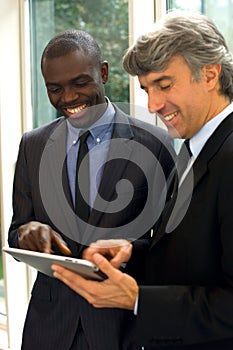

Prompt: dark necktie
[166,139,192,200]
[75,130,90,222]
[152,139,192,242]
[176,139,192,178]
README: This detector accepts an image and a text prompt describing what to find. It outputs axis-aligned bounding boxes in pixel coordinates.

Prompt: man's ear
[101,61,109,84]
[101,61,108,84]
[203,64,221,91]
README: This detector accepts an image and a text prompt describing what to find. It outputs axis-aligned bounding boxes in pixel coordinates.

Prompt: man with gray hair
[52,11,233,350]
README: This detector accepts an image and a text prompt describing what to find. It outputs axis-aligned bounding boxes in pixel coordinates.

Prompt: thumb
[93,253,120,280]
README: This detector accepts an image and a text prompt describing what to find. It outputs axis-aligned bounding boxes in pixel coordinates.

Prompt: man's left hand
[52,253,138,310]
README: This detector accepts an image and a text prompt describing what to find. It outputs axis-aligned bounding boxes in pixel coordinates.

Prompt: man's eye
[74,81,89,88]
[47,87,61,94]
[159,84,171,90]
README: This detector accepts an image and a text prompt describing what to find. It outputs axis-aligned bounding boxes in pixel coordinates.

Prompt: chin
[68,118,87,128]
[167,126,182,139]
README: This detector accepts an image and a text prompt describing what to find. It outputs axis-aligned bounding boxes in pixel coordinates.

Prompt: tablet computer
[3,247,106,281]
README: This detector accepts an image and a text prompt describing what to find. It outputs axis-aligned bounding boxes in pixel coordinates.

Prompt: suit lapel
[191,112,233,194]
[45,118,73,205]
[39,118,84,244]
[151,112,233,247]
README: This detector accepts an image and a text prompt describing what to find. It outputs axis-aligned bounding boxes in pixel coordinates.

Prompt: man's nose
[147,91,165,114]
[61,87,79,104]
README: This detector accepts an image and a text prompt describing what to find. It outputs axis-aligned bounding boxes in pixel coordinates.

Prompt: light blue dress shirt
[66,99,115,209]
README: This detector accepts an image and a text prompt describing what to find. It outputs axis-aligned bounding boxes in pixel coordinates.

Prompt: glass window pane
[166,0,203,12]
[29,0,129,128]
[166,0,233,52]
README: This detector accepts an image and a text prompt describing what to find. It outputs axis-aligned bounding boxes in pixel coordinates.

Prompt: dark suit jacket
[8,104,174,350]
[126,112,233,349]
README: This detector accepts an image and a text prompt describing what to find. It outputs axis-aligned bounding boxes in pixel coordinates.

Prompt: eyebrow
[140,75,172,90]
[46,74,92,87]
[70,74,92,83]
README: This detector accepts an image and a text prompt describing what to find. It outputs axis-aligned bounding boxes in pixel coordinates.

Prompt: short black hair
[41,30,103,68]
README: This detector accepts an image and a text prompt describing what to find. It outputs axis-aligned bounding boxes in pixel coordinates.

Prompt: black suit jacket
[8,104,174,350]
[127,113,233,349]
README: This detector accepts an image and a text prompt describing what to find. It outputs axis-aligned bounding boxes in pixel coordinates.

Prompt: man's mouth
[66,103,88,115]
[164,111,178,122]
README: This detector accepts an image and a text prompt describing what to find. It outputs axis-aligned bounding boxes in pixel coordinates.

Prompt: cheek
[92,89,106,105]
[47,94,58,107]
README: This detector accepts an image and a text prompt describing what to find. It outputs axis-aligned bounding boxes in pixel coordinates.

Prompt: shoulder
[21,117,66,143]
[119,108,174,153]
[24,117,65,138]
[113,103,176,174]
[17,117,66,157]
[113,102,169,140]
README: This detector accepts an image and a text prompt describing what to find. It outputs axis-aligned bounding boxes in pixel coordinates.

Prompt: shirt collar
[189,102,233,159]
[89,97,115,141]
[66,97,115,147]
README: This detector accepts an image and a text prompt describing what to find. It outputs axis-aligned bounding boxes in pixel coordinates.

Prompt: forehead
[138,55,191,86]
[42,50,98,80]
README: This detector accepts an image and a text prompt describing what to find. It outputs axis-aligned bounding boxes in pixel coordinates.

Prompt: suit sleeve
[8,134,36,247]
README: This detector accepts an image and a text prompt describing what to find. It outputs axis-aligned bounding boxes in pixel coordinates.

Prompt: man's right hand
[18,221,71,255]
[83,239,133,268]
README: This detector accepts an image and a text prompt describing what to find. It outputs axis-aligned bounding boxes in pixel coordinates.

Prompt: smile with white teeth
[67,104,87,114]
[164,112,177,121]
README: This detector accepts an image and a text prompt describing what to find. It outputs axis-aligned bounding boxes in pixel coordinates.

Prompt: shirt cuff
[134,292,139,315]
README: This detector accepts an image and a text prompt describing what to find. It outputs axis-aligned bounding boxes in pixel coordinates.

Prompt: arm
[53,243,233,347]
[8,133,70,255]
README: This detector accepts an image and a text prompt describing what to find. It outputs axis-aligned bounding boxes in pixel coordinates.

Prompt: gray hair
[123,11,233,99]
[41,30,102,68]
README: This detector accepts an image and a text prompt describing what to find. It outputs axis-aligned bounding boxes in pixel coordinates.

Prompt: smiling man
[51,12,233,350]
[8,30,174,350]
[41,39,108,128]
[138,54,223,140]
